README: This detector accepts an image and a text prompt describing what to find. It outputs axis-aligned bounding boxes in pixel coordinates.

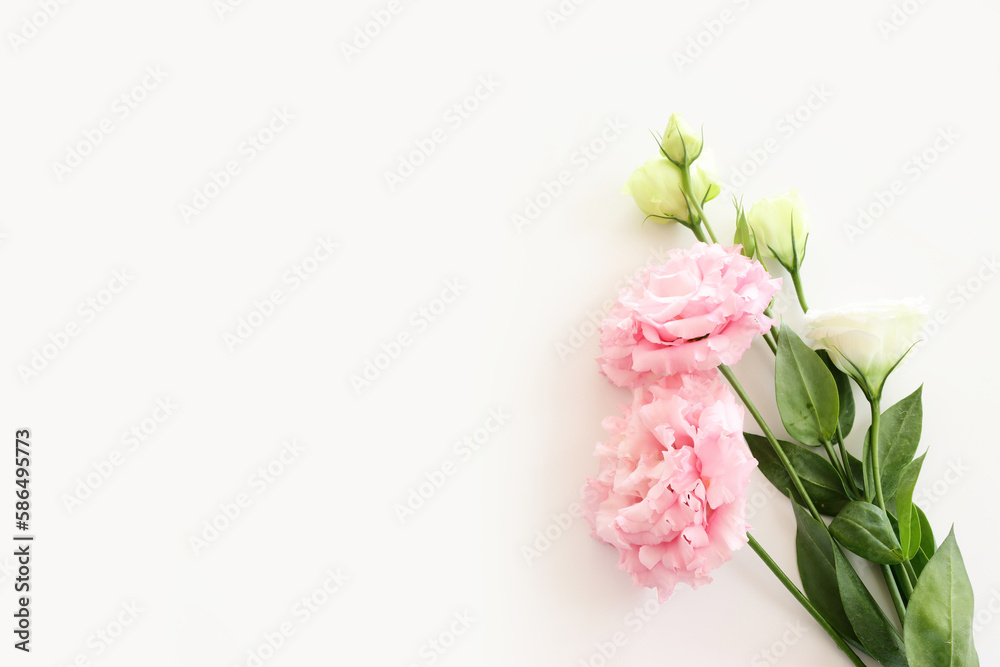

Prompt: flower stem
[762,331,778,354]
[747,534,867,667]
[679,165,718,243]
[821,439,852,495]
[902,561,918,594]
[700,215,719,243]
[869,398,886,511]
[835,427,859,498]
[791,269,809,313]
[898,563,915,599]
[718,365,822,521]
[883,564,907,623]
[763,306,781,347]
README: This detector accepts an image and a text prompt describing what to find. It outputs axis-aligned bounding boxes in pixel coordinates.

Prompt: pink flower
[598,243,780,387]
[583,372,757,602]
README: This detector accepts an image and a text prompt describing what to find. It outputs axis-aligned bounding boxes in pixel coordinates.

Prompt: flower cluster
[580,112,973,667]
[585,237,777,601]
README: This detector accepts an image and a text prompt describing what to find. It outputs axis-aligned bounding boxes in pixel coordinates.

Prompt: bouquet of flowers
[582,113,979,666]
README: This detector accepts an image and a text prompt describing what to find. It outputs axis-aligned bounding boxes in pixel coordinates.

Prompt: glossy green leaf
[791,502,858,645]
[834,547,908,666]
[818,349,856,437]
[734,201,757,259]
[775,323,840,447]
[876,386,923,500]
[830,501,905,564]
[904,529,979,667]
[897,454,925,560]
[745,433,850,516]
[911,505,936,577]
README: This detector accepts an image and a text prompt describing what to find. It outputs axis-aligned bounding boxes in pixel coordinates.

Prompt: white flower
[623,154,720,223]
[746,189,809,270]
[803,299,930,399]
[660,113,702,165]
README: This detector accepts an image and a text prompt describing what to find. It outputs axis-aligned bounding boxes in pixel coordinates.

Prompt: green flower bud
[746,189,810,271]
[660,113,703,166]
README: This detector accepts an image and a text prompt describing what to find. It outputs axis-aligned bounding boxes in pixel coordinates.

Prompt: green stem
[763,305,781,346]
[821,439,851,494]
[835,427,859,497]
[903,561,918,592]
[870,398,886,511]
[762,331,778,354]
[791,269,809,313]
[748,534,867,667]
[882,564,907,623]
[679,164,718,243]
[700,215,719,243]
[899,563,915,598]
[718,365,822,521]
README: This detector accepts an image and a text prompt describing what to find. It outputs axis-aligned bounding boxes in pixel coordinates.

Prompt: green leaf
[791,502,858,645]
[911,505,936,577]
[876,386,924,500]
[904,529,980,667]
[733,199,757,259]
[775,323,840,447]
[834,547,908,666]
[818,349,856,437]
[830,501,905,564]
[745,433,850,516]
[897,454,925,560]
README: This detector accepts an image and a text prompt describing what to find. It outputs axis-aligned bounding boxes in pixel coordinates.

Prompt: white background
[2,0,999,664]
